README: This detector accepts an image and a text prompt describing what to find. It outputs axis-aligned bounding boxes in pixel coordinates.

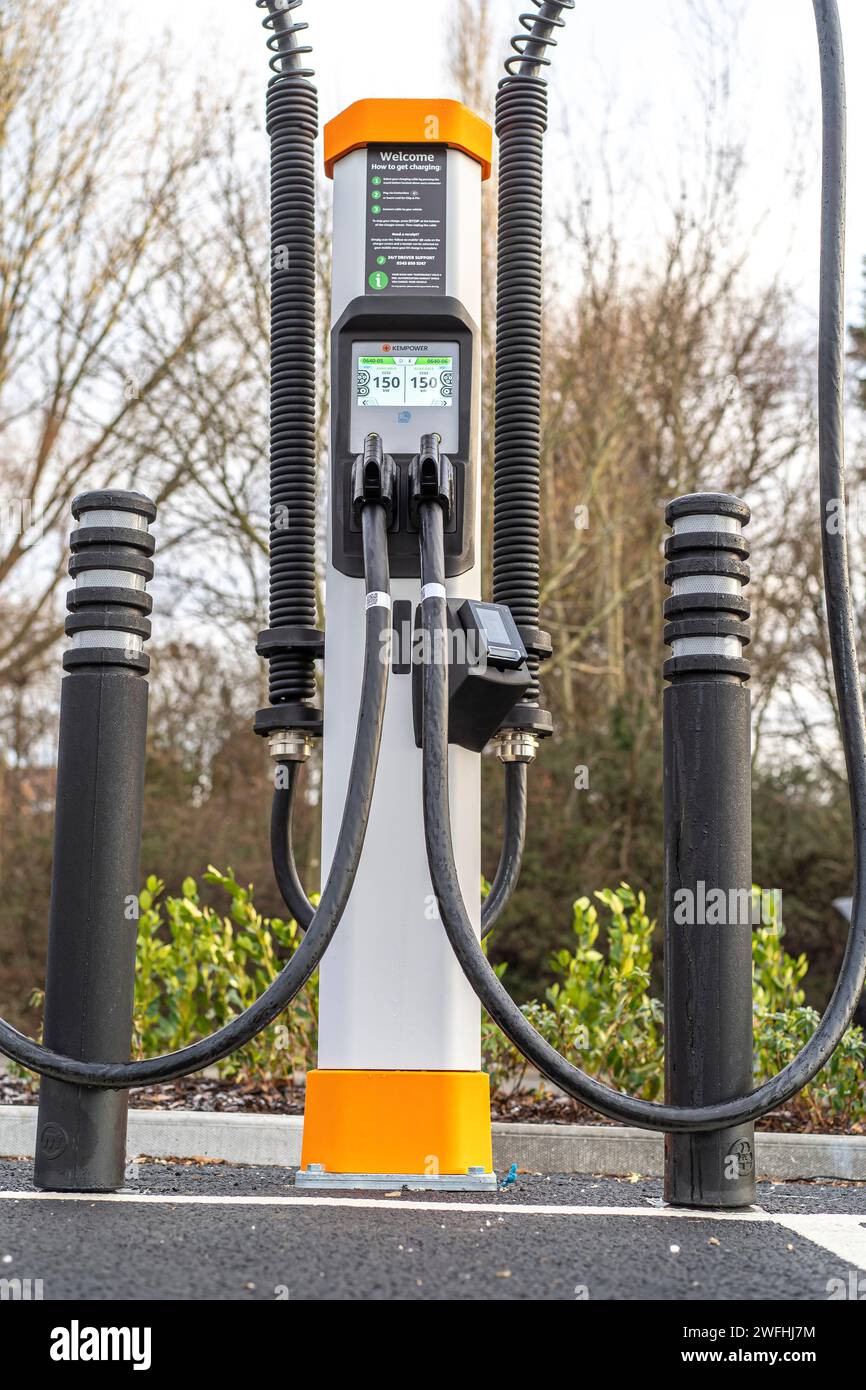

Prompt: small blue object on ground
[499,1162,518,1190]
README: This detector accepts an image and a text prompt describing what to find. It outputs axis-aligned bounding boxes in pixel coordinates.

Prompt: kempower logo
[50,1321,152,1372]
[382,344,430,353]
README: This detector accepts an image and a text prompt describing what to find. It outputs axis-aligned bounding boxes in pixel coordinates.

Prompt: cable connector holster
[352,433,398,527]
[409,433,454,526]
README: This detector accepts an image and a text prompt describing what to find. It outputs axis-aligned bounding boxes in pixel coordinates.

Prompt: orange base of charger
[299,1069,493,1179]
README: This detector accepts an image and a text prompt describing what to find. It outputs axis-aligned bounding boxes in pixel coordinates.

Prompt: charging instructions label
[366,145,447,295]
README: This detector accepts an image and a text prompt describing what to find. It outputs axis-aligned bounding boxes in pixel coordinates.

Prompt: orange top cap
[324,98,493,181]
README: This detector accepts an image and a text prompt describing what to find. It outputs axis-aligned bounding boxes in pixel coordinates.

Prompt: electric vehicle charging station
[303,100,495,1187]
[0,0,864,1213]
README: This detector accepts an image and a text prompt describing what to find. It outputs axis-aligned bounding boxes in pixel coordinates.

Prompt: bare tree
[443,0,833,992]
[0,0,248,688]
[0,1,279,1003]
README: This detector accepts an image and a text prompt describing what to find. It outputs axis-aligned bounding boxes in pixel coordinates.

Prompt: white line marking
[0,1190,773,1220]
[774,1213,866,1272]
[5,1189,864,1263]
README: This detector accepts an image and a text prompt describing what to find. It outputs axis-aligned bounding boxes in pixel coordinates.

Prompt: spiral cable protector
[253,0,321,718]
[266,77,319,708]
[256,0,315,82]
[493,76,549,708]
[505,0,576,79]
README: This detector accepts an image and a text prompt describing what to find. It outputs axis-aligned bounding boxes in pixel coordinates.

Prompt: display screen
[476,605,512,646]
[349,339,460,453]
[356,354,454,410]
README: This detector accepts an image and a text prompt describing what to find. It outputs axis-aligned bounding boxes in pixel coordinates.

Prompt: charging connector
[353,433,398,527]
[409,434,454,526]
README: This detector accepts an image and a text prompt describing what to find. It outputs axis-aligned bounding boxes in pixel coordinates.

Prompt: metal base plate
[294,1169,497,1192]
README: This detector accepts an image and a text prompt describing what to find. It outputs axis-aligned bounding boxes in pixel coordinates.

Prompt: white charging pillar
[299,100,494,1188]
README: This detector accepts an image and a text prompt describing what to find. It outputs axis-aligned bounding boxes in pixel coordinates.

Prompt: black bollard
[662,493,756,1208]
[34,491,156,1192]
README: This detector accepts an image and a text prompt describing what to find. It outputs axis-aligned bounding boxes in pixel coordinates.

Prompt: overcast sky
[112,0,866,324]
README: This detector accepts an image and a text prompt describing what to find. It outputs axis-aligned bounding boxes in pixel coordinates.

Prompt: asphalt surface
[1,1160,865,1301]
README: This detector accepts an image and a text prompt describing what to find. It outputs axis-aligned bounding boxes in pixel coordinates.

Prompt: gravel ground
[1,1162,863,1302]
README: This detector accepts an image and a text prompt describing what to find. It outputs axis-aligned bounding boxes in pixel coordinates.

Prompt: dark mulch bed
[0,1075,306,1115]
[1,1072,859,1134]
[486,1090,859,1134]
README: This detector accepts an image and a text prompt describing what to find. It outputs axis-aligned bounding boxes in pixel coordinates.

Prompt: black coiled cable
[272,762,315,928]
[270,759,528,938]
[480,762,528,938]
[505,0,576,80]
[262,1,319,709]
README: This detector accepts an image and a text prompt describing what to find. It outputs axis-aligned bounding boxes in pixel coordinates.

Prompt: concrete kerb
[2,1107,864,1182]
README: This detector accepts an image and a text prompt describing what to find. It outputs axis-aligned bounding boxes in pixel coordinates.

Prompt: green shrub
[751,890,808,1013]
[13,870,864,1132]
[755,1007,866,1130]
[544,885,665,1097]
[482,882,866,1131]
[134,869,316,1082]
[483,884,664,1100]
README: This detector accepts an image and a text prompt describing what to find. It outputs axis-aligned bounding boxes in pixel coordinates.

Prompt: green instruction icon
[368,270,389,291]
